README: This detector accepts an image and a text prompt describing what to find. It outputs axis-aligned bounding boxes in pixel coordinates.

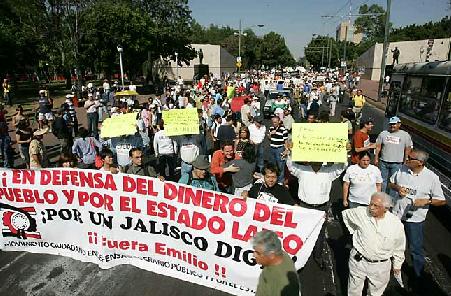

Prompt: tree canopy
[191,24,295,69]
[0,0,195,83]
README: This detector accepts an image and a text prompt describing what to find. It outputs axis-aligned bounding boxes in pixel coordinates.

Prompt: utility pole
[328,35,333,68]
[378,0,392,102]
[343,0,352,72]
[238,19,242,60]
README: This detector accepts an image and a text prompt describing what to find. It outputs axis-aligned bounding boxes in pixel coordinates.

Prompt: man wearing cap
[351,119,376,164]
[63,94,78,136]
[179,155,219,191]
[374,116,412,192]
[37,90,54,131]
[29,127,49,169]
[248,117,266,173]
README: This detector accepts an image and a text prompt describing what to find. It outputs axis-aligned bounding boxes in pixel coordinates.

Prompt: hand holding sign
[291,123,348,163]
[162,109,199,136]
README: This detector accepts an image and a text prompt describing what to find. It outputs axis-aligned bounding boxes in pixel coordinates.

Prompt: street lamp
[117,45,124,89]
[234,20,264,72]
[175,52,179,79]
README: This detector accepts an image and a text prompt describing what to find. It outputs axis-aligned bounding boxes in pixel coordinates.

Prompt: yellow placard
[291,123,348,163]
[162,108,199,136]
[100,112,138,138]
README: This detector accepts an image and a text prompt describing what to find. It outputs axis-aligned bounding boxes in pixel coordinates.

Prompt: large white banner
[0,168,324,295]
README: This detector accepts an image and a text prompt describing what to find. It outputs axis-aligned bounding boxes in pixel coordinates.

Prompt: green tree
[78,0,195,81]
[304,36,357,68]
[354,4,386,42]
[260,32,295,68]
[0,0,47,78]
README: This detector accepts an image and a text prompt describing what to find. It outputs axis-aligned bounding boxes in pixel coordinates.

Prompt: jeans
[158,154,177,181]
[98,105,108,122]
[352,107,363,125]
[329,101,337,117]
[379,161,402,193]
[255,143,264,172]
[404,221,424,277]
[19,144,30,167]
[87,112,99,138]
[0,135,11,168]
[270,146,286,183]
[4,93,12,106]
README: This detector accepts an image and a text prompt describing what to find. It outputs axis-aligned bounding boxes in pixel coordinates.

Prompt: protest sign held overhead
[100,112,138,138]
[162,109,199,136]
[0,168,324,296]
[291,123,348,163]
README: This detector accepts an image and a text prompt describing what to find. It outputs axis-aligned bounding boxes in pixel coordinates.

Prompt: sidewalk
[357,79,387,111]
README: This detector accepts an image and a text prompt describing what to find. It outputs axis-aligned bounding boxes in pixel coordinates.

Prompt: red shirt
[230,96,248,112]
[351,130,369,164]
[210,150,240,190]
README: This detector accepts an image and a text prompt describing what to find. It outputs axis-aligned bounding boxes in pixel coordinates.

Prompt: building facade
[336,21,363,44]
[161,44,236,81]
[356,38,451,80]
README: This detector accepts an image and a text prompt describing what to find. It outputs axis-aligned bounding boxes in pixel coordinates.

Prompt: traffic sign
[236,56,242,63]
[236,62,242,68]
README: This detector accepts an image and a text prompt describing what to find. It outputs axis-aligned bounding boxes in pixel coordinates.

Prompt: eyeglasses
[407,155,420,161]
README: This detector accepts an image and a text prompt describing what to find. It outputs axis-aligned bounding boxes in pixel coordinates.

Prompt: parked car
[263,89,293,118]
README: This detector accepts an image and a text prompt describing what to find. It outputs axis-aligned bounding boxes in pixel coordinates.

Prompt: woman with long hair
[234,126,250,158]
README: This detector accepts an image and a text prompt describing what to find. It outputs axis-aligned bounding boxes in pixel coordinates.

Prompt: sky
[188,0,450,59]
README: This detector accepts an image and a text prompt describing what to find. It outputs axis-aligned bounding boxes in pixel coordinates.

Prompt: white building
[336,21,363,44]
[356,38,451,80]
[161,44,236,81]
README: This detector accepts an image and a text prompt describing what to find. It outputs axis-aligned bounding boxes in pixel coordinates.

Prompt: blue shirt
[179,173,219,191]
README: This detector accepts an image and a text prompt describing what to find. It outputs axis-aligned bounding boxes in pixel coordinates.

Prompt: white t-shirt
[344,164,383,205]
[391,166,445,223]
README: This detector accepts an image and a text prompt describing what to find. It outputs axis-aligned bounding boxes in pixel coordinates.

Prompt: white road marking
[0,252,27,272]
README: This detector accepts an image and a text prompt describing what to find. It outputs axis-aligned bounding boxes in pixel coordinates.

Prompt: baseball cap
[389,116,401,124]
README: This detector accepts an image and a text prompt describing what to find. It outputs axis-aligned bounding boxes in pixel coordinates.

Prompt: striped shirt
[269,125,288,148]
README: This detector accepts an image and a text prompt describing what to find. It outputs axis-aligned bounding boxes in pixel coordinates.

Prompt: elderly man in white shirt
[342,192,406,296]
[248,117,266,173]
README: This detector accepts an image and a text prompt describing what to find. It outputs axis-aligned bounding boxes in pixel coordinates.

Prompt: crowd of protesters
[0,68,446,296]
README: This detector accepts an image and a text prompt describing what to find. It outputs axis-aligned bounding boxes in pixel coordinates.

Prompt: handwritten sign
[163,109,199,136]
[100,112,138,138]
[291,123,348,162]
